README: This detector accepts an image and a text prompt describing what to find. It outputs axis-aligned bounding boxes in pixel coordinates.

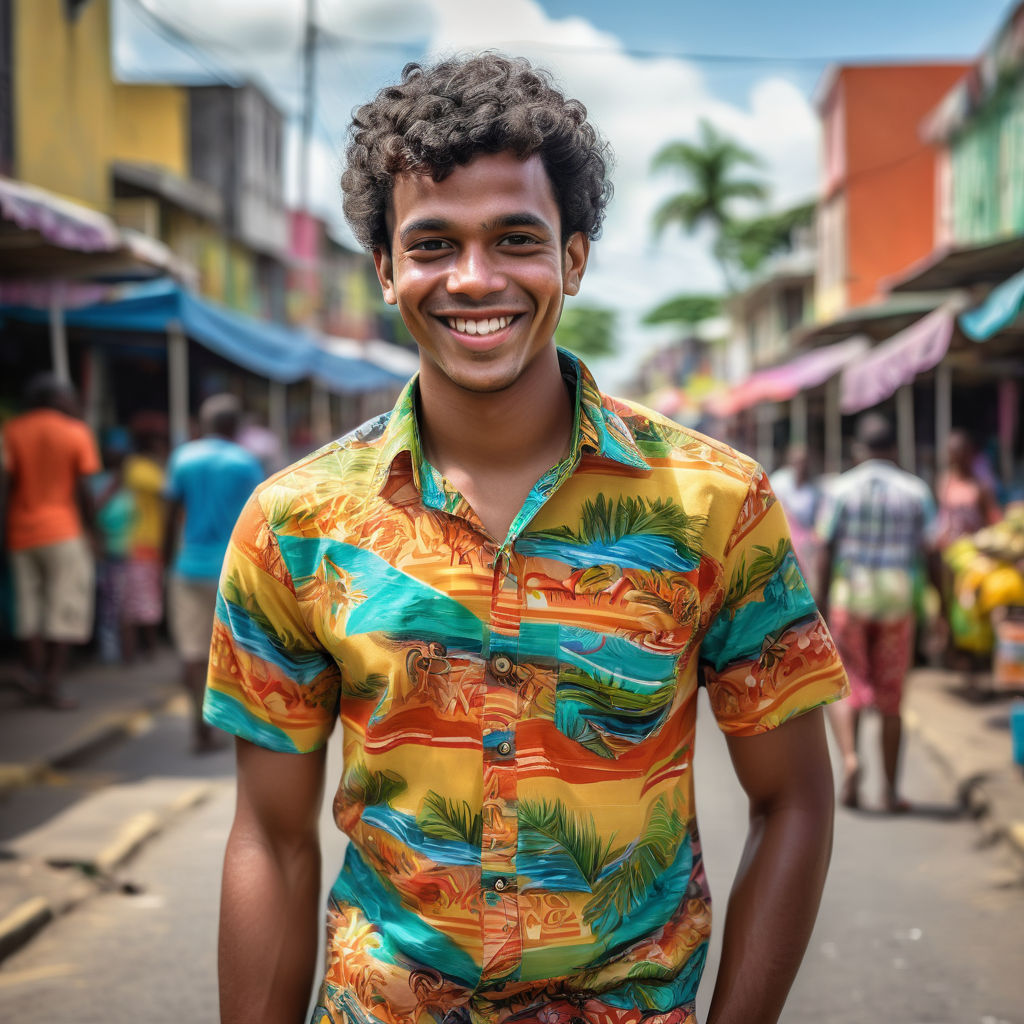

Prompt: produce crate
[993,606,1024,690]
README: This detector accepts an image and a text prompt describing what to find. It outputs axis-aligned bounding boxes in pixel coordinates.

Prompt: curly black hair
[341,53,613,251]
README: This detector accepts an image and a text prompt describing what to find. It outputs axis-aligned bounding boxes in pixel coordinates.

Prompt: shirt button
[493,876,509,892]
[497,740,512,756]
[490,654,513,676]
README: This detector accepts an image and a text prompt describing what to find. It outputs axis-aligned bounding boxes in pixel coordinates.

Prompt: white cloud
[118,0,822,387]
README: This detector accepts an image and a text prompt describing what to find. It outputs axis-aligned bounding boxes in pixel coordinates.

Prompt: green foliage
[558,666,675,716]
[584,796,686,931]
[642,293,722,328]
[724,538,790,607]
[626,961,678,981]
[535,494,707,558]
[651,119,768,292]
[343,762,406,807]
[554,305,618,359]
[720,200,815,273]
[416,791,483,846]
[519,798,623,887]
[341,672,388,701]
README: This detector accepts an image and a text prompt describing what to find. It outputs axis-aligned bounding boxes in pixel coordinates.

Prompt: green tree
[651,119,768,291]
[554,305,617,359]
[720,200,815,274]
[641,293,722,329]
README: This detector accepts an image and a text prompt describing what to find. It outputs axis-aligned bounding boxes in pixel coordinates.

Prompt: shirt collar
[371,348,649,500]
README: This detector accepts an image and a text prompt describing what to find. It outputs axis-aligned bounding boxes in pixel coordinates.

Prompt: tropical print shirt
[204,352,848,1024]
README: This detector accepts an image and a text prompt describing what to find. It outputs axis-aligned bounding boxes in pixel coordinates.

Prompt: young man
[206,55,847,1024]
[818,413,936,813]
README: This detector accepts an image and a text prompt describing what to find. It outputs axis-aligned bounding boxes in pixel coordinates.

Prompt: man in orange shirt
[1,374,101,708]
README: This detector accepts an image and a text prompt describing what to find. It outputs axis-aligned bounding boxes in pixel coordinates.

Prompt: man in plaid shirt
[818,413,936,813]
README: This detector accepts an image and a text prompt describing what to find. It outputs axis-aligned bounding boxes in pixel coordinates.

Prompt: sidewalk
[0,649,200,961]
[902,666,1024,861]
[0,656,1021,965]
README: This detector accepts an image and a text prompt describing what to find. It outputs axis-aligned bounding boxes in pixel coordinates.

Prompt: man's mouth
[444,315,515,337]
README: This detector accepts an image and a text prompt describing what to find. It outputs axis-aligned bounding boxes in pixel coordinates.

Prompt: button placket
[479,549,523,982]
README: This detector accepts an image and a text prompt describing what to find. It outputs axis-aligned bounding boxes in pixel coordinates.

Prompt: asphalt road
[1,694,1022,1023]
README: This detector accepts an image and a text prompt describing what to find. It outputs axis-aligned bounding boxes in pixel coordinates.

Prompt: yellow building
[7,0,285,314]
[13,0,185,208]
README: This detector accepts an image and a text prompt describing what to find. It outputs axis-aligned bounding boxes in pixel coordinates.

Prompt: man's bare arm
[219,738,326,1024]
[706,708,835,1024]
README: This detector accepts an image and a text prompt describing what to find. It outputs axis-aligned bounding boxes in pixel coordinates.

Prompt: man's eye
[409,239,450,252]
[500,233,538,246]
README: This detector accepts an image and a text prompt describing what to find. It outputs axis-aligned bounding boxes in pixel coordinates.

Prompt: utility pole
[299,0,317,212]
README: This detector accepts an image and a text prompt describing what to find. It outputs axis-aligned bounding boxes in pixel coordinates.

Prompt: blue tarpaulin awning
[959,267,1024,342]
[1,280,409,392]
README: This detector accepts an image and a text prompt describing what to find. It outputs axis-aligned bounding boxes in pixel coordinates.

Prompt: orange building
[815,64,971,323]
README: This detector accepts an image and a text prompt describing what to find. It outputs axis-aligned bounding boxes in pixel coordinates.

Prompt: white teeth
[446,315,512,335]
[446,315,513,336]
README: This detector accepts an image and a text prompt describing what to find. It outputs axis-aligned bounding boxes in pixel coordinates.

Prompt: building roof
[112,160,223,222]
[793,294,940,346]
[923,0,1024,142]
[886,235,1024,292]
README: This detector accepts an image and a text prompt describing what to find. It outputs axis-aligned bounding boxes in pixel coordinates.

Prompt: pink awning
[0,175,121,252]
[839,306,956,414]
[704,335,868,417]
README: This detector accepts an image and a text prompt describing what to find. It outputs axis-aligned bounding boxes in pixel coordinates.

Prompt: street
[0,693,1022,1024]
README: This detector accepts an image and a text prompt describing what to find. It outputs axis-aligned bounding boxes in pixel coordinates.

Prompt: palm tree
[651,119,768,291]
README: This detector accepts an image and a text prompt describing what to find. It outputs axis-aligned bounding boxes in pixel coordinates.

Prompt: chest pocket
[554,624,679,759]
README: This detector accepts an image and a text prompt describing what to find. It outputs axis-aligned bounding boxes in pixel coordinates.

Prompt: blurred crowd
[0,374,274,752]
[2,376,1022,768]
[771,426,1024,693]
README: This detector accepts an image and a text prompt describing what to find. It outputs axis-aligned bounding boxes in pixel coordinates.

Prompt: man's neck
[416,346,573,477]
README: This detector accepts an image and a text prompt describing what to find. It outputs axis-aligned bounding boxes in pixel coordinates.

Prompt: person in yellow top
[121,416,168,661]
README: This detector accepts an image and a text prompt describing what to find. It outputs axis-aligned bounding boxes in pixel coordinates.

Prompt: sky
[114,0,1015,386]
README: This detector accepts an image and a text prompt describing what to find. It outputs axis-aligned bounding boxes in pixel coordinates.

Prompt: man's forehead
[387,151,560,227]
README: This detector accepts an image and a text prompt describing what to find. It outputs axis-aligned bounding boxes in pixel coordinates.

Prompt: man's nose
[446,245,505,298]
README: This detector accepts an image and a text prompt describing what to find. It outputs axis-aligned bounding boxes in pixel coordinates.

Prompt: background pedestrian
[163,393,264,753]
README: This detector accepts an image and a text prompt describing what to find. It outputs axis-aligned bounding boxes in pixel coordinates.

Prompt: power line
[120,0,239,85]
[129,2,970,71]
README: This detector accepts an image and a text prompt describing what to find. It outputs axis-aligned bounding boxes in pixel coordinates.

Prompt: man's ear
[373,247,397,305]
[563,232,590,297]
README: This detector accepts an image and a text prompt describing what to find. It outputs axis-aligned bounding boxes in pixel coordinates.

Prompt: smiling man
[205,54,848,1024]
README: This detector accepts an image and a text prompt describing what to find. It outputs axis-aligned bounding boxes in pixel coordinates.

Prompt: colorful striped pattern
[205,352,848,1024]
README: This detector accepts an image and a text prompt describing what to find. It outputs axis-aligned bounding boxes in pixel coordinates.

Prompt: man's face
[374,151,589,395]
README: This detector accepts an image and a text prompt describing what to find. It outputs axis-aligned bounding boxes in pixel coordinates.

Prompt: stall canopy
[839,304,957,414]
[0,174,188,281]
[705,335,868,417]
[959,266,1024,342]
[1,280,410,393]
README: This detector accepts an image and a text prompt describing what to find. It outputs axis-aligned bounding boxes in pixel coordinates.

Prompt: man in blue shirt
[164,393,264,752]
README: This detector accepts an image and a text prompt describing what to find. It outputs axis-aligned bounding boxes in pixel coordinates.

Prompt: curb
[0,780,213,964]
[0,685,181,798]
[905,709,1024,866]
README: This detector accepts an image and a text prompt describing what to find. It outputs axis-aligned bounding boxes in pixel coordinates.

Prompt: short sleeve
[203,493,342,753]
[700,468,848,736]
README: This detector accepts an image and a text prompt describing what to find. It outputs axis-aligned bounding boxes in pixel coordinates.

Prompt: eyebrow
[398,212,553,245]
[481,213,552,233]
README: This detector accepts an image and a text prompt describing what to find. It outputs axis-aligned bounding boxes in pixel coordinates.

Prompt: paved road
[1,694,1022,1023]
